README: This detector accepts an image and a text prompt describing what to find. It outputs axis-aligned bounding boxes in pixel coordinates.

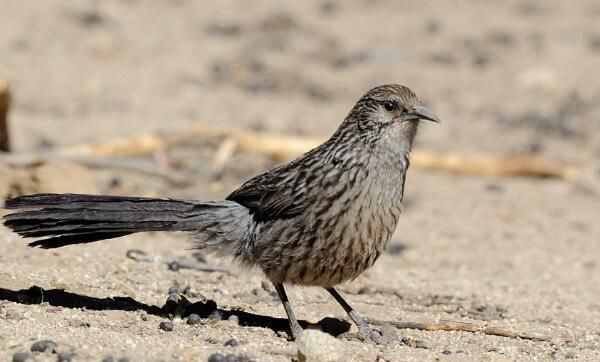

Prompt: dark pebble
[208,310,223,321]
[102,357,115,362]
[224,338,239,347]
[168,261,182,271]
[208,353,225,362]
[126,249,151,262]
[187,313,202,325]
[168,285,182,294]
[442,350,452,355]
[30,339,56,353]
[58,351,75,361]
[12,352,31,362]
[162,294,180,315]
[159,320,174,331]
[118,358,131,362]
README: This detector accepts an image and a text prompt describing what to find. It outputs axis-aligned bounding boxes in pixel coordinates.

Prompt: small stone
[12,352,32,362]
[162,294,180,315]
[227,315,239,324]
[208,310,223,321]
[168,285,182,294]
[208,353,226,362]
[126,249,151,262]
[187,314,202,325]
[442,350,452,355]
[102,357,115,362]
[30,339,57,353]
[297,330,344,362]
[57,351,75,361]
[159,320,174,331]
[117,358,130,362]
[224,338,239,347]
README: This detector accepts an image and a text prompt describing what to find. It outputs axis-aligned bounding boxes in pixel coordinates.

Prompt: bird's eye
[383,101,397,112]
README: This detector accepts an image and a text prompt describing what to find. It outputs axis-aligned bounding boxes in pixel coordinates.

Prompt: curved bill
[404,105,441,123]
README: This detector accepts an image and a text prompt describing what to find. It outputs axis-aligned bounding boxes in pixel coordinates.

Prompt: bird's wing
[226,161,307,220]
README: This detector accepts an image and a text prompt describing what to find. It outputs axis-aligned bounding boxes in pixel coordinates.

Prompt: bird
[2,84,440,342]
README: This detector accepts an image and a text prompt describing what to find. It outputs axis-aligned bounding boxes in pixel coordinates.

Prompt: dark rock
[208,353,226,362]
[224,338,239,347]
[187,313,203,325]
[208,310,223,321]
[126,249,151,262]
[12,352,32,362]
[162,293,180,315]
[30,339,56,353]
[227,315,239,324]
[101,357,115,362]
[159,320,174,331]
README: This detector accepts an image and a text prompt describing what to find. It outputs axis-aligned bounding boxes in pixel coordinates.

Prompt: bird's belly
[259,197,401,287]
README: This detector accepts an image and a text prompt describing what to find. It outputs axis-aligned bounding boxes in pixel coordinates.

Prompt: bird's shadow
[0,286,350,337]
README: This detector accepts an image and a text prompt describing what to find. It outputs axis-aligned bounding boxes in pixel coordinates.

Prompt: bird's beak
[404,105,441,123]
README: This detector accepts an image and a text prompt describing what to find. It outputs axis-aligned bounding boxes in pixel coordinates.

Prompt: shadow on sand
[0,286,350,337]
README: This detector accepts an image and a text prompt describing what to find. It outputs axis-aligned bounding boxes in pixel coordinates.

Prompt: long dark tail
[2,193,232,249]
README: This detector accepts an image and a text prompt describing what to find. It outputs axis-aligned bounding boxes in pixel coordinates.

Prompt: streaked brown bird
[3,84,440,342]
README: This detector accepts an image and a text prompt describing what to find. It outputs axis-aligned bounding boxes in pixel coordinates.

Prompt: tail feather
[2,193,226,249]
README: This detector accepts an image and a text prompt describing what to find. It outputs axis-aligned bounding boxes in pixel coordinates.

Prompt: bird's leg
[274,283,303,339]
[326,287,382,343]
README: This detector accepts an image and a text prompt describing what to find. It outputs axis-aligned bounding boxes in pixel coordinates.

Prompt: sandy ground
[1,0,600,361]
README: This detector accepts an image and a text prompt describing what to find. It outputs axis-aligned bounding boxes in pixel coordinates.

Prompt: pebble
[159,320,174,331]
[187,314,202,325]
[58,351,75,361]
[297,329,344,362]
[30,339,57,353]
[227,315,239,324]
[208,353,225,362]
[162,294,180,315]
[12,352,32,362]
[208,310,223,321]
[126,249,152,262]
[224,338,239,347]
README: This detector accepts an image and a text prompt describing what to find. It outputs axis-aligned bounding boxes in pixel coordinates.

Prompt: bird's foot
[291,325,304,341]
[358,325,383,344]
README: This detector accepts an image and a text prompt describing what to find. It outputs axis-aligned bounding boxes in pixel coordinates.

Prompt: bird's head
[342,84,440,153]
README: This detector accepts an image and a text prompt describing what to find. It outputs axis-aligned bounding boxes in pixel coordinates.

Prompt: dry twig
[55,124,576,179]
[385,318,551,342]
[1,123,577,180]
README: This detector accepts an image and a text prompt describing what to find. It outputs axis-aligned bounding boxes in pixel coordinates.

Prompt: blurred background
[1,1,599,361]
